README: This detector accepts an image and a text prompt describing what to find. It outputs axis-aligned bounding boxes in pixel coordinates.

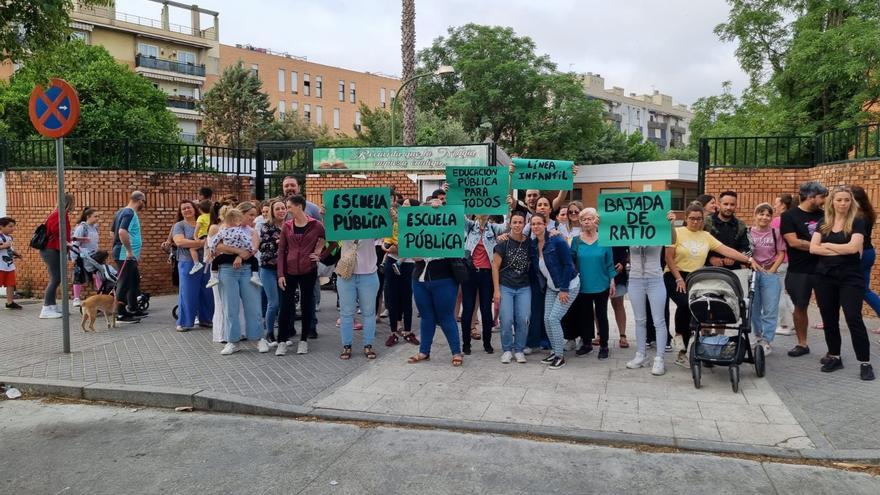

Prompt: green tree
[200,62,276,149]
[580,128,660,164]
[0,41,178,142]
[0,0,113,62]
[355,103,473,146]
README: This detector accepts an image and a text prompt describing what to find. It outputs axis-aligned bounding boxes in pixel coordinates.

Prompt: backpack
[30,223,49,250]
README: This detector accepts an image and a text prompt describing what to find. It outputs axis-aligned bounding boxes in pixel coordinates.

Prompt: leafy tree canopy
[0,0,113,62]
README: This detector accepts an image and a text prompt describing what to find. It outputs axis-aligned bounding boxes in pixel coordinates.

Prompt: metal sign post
[29,79,80,354]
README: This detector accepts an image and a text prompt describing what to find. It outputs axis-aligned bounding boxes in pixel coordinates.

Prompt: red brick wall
[5,170,251,297]
[305,171,420,207]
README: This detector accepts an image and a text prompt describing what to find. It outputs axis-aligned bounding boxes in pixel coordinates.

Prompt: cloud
[115,0,749,105]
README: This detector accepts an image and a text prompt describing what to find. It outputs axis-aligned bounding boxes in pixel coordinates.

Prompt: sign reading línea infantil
[313,145,490,172]
[511,158,574,190]
[598,191,672,247]
[444,166,508,215]
[323,187,393,240]
[398,205,466,258]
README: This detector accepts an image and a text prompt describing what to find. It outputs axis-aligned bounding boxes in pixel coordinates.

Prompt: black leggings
[814,272,871,362]
[664,271,692,347]
[569,290,610,347]
[278,271,317,342]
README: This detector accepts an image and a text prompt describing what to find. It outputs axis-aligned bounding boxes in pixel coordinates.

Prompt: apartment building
[211,44,400,136]
[580,73,693,150]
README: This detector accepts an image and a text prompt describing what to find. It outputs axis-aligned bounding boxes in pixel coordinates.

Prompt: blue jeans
[177,260,214,328]
[413,277,461,356]
[751,270,782,342]
[218,265,262,343]
[500,285,530,353]
[259,266,280,340]
[862,248,880,318]
[628,277,668,357]
[337,272,380,347]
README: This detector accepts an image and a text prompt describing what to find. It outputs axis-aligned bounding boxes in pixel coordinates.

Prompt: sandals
[452,354,463,367]
[619,336,630,348]
[385,333,400,347]
[470,328,481,340]
[364,345,377,360]
[340,345,352,360]
[408,353,430,364]
[403,332,420,345]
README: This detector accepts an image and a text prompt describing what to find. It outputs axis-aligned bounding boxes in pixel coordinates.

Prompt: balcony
[136,54,206,77]
[167,95,199,111]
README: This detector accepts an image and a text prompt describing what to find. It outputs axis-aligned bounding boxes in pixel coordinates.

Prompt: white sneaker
[39,306,62,319]
[220,343,239,355]
[297,341,309,354]
[564,340,575,351]
[72,298,81,307]
[651,357,666,376]
[672,334,685,353]
[257,338,270,353]
[276,342,288,356]
[189,262,204,275]
[250,273,263,287]
[268,340,278,348]
[206,276,219,288]
[522,347,533,355]
[626,352,647,369]
[286,340,294,346]
[500,351,513,364]
[514,352,527,363]
[775,326,794,336]
[761,341,772,356]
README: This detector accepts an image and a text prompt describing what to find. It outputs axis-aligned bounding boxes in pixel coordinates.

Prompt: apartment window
[315,76,323,98]
[316,105,323,125]
[338,80,345,101]
[277,69,285,92]
[251,64,259,78]
[291,101,299,115]
[380,88,386,108]
[137,43,158,58]
[354,111,361,129]
[333,108,340,130]
[349,82,356,103]
[177,50,196,65]
[291,72,298,94]
[303,104,311,122]
[303,73,310,96]
[278,100,286,120]
[70,30,89,43]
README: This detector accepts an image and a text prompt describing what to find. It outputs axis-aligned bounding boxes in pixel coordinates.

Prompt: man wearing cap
[779,181,828,357]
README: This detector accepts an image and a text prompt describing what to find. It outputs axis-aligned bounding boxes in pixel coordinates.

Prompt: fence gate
[254,140,314,200]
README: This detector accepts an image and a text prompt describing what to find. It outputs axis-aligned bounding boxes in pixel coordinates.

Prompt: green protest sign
[398,205,466,258]
[322,187,393,241]
[511,158,573,190]
[445,166,508,215]
[598,191,672,247]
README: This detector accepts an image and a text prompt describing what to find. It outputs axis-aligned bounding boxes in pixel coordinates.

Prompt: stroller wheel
[172,305,179,319]
[729,365,740,393]
[689,341,701,389]
[754,344,766,378]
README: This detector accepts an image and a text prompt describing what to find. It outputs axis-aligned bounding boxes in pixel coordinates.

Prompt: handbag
[335,240,358,280]
[30,223,49,250]
[449,258,470,285]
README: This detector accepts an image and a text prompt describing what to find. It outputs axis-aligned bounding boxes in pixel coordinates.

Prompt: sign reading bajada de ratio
[313,144,490,172]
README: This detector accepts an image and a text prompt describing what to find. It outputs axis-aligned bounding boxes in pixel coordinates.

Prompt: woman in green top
[568,208,617,359]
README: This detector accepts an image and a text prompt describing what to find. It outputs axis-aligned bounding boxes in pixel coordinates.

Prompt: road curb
[2,375,878,462]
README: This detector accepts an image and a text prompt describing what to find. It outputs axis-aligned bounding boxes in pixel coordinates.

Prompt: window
[291,72,298,94]
[333,108,340,129]
[315,76,323,98]
[570,189,583,201]
[137,43,158,58]
[338,80,345,101]
[70,30,89,43]
[277,69,285,92]
[380,88,386,108]
[390,89,397,102]
[177,50,196,65]
[315,105,323,125]
[354,111,361,130]
[251,64,259,78]
[278,100,286,120]
[303,104,311,122]
[349,82,356,103]
[303,73,310,96]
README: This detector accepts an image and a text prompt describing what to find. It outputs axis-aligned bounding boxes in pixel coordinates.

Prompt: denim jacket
[530,232,578,292]
[463,219,506,257]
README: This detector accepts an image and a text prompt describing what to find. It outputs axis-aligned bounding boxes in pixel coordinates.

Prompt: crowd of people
[11,175,876,382]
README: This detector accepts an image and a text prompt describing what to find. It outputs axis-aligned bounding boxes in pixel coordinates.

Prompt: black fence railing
[0,139,253,175]
[135,54,206,77]
[815,124,880,165]
[699,135,816,169]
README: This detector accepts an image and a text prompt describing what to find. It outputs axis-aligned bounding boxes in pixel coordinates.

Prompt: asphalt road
[1,399,878,495]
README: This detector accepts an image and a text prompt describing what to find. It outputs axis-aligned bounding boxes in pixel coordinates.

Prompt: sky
[116,0,749,107]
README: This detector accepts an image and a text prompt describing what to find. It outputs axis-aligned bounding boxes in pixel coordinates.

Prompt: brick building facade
[4,170,251,297]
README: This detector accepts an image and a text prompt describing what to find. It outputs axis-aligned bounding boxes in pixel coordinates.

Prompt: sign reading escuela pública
[313,144,490,172]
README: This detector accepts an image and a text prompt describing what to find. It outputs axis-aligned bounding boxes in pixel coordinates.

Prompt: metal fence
[0,139,253,175]
[699,135,816,169]
[815,124,880,165]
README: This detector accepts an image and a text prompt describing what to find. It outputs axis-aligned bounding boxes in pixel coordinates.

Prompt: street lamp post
[391,65,454,146]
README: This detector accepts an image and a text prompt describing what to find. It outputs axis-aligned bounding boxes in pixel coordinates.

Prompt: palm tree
[401,0,416,145]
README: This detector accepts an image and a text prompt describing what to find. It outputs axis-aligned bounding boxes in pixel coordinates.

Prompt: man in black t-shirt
[779,181,828,357]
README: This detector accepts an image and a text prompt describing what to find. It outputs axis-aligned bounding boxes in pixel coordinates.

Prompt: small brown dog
[80,294,118,332]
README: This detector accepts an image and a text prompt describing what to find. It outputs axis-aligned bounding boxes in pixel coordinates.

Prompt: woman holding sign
[461,215,507,355]
[665,202,763,368]
[336,239,381,360]
[530,213,580,370]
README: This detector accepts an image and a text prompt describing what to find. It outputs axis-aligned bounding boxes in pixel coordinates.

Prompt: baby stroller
[686,267,765,392]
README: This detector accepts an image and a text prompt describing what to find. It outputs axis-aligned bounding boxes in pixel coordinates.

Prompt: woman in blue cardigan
[530,212,580,369]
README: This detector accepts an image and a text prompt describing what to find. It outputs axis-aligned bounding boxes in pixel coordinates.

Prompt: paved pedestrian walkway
[1,291,878,458]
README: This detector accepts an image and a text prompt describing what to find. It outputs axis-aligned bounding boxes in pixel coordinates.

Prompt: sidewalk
[1,292,878,460]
